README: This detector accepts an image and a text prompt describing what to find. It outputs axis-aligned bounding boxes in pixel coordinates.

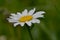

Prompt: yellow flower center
[19,15,33,22]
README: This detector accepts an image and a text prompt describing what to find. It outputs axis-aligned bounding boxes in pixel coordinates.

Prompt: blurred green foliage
[0,0,60,40]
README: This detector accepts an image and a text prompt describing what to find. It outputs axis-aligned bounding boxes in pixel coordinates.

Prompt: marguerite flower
[7,8,45,27]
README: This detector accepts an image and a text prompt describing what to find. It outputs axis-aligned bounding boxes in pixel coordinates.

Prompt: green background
[0,0,60,40]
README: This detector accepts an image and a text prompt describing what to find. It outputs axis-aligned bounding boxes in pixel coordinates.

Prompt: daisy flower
[7,8,45,27]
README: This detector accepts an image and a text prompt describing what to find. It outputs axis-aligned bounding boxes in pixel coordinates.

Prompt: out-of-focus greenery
[0,0,60,40]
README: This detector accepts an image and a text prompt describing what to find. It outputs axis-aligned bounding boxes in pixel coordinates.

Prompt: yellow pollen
[19,15,33,22]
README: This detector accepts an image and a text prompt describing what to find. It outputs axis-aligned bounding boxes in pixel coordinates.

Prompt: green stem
[26,25,33,40]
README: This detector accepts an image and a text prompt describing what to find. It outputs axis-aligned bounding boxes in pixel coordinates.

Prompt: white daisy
[7,8,45,27]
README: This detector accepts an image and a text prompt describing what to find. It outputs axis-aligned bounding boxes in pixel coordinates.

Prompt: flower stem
[26,25,33,40]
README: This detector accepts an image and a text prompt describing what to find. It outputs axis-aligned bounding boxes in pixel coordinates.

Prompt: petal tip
[33,8,36,10]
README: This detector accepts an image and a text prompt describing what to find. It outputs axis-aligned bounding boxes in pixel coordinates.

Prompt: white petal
[9,16,20,20]
[10,13,21,20]
[11,13,16,16]
[26,21,32,26]
[35,11,45,14]
[10,14,18,18]
[20,22,25,27]
[17,12,22,16]
[31,19,40,23]
[22,9,28,16]
[9,16,17,19]
[9,16,14,18]
[14,23,20,27]
[7,18,18,22]
[33,11,45,18]
[16,12,22,18]
[29,8,35,15]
